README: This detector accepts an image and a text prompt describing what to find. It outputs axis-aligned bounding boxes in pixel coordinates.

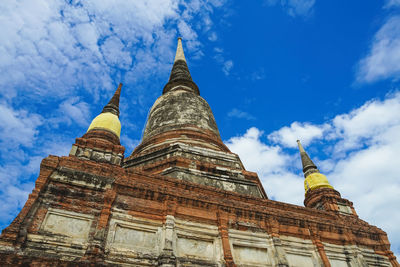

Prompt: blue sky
[1,0,400,258]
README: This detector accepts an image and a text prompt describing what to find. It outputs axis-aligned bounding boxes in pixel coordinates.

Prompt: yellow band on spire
[87,112,121,138]
[304,172,333,195]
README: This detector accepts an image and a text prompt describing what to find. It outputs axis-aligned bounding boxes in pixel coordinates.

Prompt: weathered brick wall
[0,154,398,266]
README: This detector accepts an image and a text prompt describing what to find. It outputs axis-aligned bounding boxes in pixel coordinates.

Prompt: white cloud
[0,177,33,225]
[385,0,400,8]
[208,32,218,41]
[100,36,132,68]
[213,47,234,76]
[330,130,400,255]
[0,0,219,102]
[226,128,304,204]
[356,16,400,83]
[227,108,255,120]
[268,92,400,153]
[222,60,234,76]
[227,92,400,256]
[58,97,91,127]
[265,0,316,17]
[227,128,288,172]
[0,103,42,148]
[178,20,200,52]
[249,68,266,81]
[0,103,44,224]
[214,47,224,53]
[268,121,327,148]
[331,93,400,153]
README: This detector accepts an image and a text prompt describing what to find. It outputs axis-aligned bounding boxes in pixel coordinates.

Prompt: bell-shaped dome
[304,172,334,193]
[143,89,220,141]
[87,112,121,138]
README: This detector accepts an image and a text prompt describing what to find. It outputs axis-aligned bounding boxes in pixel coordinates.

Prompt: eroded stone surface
[143,90,220,141]
[125,142,266,198]
[41,209,92,240]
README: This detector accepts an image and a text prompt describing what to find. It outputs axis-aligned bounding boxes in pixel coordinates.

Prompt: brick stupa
[0,38,398,267]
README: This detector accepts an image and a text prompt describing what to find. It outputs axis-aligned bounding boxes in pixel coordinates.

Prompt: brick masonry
[0,147,398,266]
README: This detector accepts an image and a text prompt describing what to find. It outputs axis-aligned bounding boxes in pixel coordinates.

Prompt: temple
[0,38,398,266]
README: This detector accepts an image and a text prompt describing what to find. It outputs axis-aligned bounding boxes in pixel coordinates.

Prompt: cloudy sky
[1,0,400,258]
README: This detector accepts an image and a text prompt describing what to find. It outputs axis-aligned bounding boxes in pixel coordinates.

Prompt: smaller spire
[87,83,123,139]
[297,140,333,195]
[71,83,125,163]
[297,140,318,177]
[174,37,186,63]
[102,83,122,117]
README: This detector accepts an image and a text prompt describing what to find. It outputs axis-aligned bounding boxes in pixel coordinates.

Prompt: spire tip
[297,139,305,153]
[174,37,186,63]
[101,83,122,117]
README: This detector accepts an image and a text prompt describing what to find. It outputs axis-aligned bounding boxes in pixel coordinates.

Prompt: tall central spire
[124,38,267,198]
[163,38,199,95]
